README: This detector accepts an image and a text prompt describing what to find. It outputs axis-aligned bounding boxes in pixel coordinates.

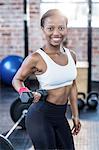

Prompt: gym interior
[0,0,99,150]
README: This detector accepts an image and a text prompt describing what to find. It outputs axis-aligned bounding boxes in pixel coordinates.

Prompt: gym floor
[0,80,99,150]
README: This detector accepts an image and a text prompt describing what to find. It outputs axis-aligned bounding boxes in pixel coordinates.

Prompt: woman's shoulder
[69,49,77,64]
[23,49,41,66]
[30,49,42,60]
[63,47,77,63]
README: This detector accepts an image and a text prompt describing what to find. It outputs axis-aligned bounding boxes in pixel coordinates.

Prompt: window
[92,3,99,27]
[40,0,99,27]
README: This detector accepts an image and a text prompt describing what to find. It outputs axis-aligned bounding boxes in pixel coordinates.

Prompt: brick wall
[67,28,99,81]
[0,0,99,81]
[29,0,42,52]
[0,0,41,58]
[67,28,88,61]
[91,28,99,81]
[0,0,24,57]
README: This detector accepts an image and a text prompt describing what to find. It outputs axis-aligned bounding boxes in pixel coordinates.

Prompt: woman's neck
[43,44,63,55]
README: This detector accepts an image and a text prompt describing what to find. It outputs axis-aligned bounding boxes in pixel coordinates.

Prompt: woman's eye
[47,27,54,31]
[59,27,65,31]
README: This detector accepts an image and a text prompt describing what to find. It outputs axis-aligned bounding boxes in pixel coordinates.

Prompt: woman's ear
[41,28,46,41]
[41,26,44,31]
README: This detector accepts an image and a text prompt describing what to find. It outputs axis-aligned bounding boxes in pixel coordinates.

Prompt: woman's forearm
[12,78,25,92]
[69,81,79,118]
[12,65,29,92]
[70,99,79,118]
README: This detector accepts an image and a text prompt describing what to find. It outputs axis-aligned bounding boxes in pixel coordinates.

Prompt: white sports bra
[35,47,77,90]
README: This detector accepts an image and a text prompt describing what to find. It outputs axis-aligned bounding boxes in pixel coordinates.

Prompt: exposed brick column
[29,0,42,53]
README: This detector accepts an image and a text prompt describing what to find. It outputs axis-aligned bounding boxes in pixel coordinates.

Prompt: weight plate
[0,134,14,150]
[10,98,31,129]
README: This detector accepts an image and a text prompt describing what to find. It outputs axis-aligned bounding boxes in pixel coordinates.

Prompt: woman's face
[42,14,67,47]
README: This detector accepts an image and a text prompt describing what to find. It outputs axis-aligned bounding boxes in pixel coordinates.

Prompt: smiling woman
[12,9,81,149]
[40,9,68,47]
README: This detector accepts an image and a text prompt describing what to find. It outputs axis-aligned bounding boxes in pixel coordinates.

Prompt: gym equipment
[0,134,14,150]
[0,55,23,85]
[0,92,34,150]
[10,98,31,129]
[0,104,28,150]
[20,91,34,103]
[11,89,47,128]
[0,88,47,149]
[77,92,86,110]
[87,91,99,109]
[20,89,48,103]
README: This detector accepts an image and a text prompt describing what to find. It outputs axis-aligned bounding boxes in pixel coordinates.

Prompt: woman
[12,9,81,149]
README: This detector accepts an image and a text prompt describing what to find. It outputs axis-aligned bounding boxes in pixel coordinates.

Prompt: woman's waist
[46,97,68,106]
[31,100,67,117]
[46,87,71,104]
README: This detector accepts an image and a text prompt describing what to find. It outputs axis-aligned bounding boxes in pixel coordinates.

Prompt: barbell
[0,93,33,150]
[0,104,28,150]
[0,89,48,149]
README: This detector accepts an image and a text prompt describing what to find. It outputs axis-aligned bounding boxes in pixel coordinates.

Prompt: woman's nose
[52,28,60,36]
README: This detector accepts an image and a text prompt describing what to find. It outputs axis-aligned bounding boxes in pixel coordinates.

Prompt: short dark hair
[40,9,68,28]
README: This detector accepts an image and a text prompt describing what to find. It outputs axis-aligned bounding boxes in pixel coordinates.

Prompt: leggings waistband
[33,100,67,117]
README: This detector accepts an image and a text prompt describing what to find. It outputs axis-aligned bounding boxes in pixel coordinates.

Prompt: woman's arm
[69,80,78,119]
[69,80,81,135]
[69,50,81,135]
[12,53,42,102]
[12,53,38,92]
[70,49,78,118]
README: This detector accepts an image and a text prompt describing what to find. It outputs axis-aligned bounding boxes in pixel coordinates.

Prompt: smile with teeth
[52,37,61,42]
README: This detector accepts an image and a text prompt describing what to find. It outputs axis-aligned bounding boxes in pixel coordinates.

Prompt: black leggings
[25,100,75,150]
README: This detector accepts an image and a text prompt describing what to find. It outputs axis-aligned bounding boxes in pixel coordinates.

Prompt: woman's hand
[71,117,81,136]
[32,92,41,102]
